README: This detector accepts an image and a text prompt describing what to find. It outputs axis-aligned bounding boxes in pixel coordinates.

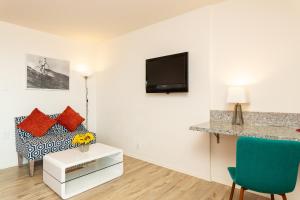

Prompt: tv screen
[146,52,188,93]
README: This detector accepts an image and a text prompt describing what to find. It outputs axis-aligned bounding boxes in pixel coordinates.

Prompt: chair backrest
[15,114,87,141]
[236,137,300,194]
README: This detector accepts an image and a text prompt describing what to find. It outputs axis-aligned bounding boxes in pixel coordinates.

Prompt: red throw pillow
[56,106,85,132]
[17,108,56,137]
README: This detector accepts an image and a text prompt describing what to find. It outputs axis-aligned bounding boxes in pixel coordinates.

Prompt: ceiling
[0,0,221,43]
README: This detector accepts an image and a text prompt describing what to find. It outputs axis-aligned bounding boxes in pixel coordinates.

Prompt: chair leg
[239,187,246,200]
[29,160,35,177]
[229,182,236,200]
[280,194,287,200]
[17,153,23,167]
[271,194,275,200]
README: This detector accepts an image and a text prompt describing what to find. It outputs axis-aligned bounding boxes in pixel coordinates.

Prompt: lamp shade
[79,68,94,77]
[76,64,94,77]
[227,86,248,103]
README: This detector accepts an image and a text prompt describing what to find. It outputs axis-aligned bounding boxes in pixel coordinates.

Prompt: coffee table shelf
[43,143,123,199]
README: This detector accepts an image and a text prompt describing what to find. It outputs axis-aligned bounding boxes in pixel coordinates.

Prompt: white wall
[96,7,212,180]
[210,0,300,113]
[209,1,300,199]
[95,0,300,199]
[0,21,97,169]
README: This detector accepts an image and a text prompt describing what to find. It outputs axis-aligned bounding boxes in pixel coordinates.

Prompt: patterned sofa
[15,114,96,176]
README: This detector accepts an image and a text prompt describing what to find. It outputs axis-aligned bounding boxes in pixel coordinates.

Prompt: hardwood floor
[0,156,267,200]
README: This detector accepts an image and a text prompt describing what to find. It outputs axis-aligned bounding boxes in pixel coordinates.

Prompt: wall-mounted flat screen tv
[146,52,188,93]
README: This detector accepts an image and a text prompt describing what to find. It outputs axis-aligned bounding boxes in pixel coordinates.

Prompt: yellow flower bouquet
[72,132,95,152]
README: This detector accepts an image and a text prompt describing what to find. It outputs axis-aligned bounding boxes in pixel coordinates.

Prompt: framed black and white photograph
[26,54,70,90]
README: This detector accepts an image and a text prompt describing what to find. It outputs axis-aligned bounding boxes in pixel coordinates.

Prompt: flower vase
[79,144,90,152]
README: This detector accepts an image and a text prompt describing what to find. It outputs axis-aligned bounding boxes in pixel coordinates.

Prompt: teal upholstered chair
[228,137,300,200]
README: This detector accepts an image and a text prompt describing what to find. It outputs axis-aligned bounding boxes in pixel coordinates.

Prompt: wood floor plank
[0,156,267,200]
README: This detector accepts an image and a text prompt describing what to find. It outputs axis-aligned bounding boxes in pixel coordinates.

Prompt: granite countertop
[190,121,300,142]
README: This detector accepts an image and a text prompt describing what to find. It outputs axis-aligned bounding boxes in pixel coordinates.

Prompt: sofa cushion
[47,122,87,135]
[17,108,56,137]
[22,131,96,160]
[56,106,85,132]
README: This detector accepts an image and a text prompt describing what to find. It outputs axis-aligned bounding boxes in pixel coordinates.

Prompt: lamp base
[232,103,244,125]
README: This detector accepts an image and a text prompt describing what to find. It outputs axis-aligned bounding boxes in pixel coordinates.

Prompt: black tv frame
[146,52,188,93]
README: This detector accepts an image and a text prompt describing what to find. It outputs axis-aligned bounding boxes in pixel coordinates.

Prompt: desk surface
[190,121,300,142]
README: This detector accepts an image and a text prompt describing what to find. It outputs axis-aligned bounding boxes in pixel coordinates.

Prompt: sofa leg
[17,153,23,167]
[29,160,35,177]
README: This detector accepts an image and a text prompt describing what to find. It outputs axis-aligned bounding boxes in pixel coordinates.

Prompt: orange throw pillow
[56,106,85,132]
[17,108,56,137]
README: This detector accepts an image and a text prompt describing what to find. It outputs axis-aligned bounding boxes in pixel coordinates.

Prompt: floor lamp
[84,75,89,130]
[80,70,93,130]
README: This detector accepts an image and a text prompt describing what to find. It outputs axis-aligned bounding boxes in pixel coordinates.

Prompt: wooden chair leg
[17,153,23,167]
[229,182,236,200]
[280,194,287,200]
[271,194,275,200]
[29,160,35,177]
[239,187,246,200]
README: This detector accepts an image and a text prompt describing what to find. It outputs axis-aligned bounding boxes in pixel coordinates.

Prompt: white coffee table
[43,143,123,199]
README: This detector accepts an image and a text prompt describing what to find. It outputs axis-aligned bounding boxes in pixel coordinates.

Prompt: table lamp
[227,86,248,125]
